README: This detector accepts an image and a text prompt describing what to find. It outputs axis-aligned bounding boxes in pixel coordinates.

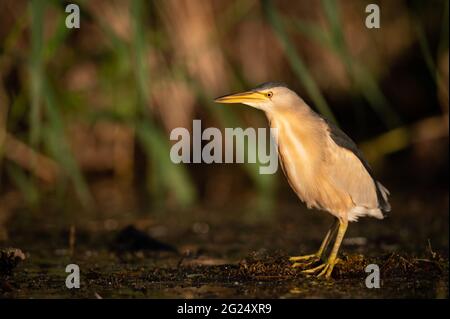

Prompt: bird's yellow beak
[214,90,268,104]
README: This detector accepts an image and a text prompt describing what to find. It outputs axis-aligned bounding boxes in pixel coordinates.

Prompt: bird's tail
[376,181,391,214]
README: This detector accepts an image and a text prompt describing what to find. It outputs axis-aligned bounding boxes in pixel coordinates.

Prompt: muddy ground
[0,187,448,298]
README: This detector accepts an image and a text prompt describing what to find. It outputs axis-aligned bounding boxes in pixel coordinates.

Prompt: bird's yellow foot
[301,258,341,279]
[289,254,320,268]
[289,254,317,262]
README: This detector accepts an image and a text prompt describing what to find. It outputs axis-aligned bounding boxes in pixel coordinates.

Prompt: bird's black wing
[321,117,391,213]
[324,119,372,173]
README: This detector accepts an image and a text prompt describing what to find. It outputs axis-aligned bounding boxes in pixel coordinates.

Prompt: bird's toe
[292,261,314,268]
[301,263,326,274]
[300,258,342,279]
[289,254,318,262]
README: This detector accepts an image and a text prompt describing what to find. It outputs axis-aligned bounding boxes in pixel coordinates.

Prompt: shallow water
[1,188,448,298]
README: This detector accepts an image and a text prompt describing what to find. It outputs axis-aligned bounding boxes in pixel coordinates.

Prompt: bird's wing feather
[321,117,391,213]
[323,118,372,173]
[326,144,379,208]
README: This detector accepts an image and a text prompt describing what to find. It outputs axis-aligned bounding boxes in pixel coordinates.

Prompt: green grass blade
[262,0,337,124]
[42,78,93,208]
[130,0,197,207]
[136,121,197,207]
[29,0,45,148]
[320,0,402,128]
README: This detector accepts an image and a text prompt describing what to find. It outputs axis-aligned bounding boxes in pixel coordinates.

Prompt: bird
[214,82,391,279]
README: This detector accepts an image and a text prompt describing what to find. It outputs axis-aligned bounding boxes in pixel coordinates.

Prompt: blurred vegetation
[0,0,448,224]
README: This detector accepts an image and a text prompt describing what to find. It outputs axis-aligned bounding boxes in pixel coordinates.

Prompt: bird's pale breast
[268,110,358,218]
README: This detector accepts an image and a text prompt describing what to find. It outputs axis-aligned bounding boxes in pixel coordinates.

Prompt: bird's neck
[265,106,320,134]
[265,106,326,162]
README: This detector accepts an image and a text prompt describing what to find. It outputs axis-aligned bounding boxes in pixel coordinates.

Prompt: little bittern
[215,82,391,279]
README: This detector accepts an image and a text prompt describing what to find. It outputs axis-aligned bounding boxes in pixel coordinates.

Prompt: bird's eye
[267,91,273,98]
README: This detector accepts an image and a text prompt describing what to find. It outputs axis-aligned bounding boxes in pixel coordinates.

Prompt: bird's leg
[290,219,338,267]
[315,219,339,258]
[302,219,348,279]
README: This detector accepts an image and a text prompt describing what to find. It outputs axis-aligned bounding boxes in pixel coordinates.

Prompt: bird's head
[214,82,301,112]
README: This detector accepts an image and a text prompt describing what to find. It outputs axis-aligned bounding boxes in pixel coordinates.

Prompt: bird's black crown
[252,82,290,91]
